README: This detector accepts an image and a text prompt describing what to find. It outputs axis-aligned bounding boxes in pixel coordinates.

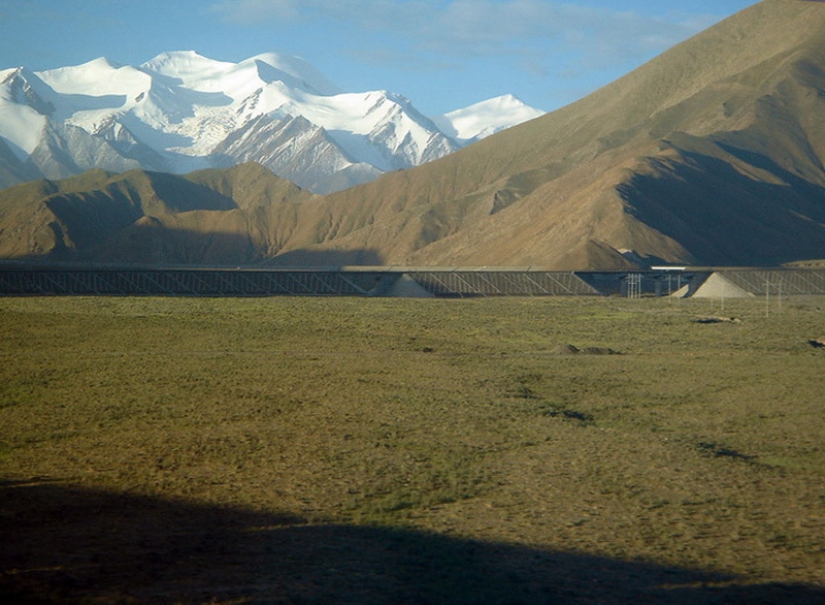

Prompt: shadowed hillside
[2,1,825,268]
[0,163,310,264]
[301,0,825,268]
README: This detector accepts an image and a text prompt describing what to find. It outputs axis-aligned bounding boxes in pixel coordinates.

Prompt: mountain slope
[0,163,309,263]
[2,0,825,270]
[265,0,825,268]
[0,52,542,195]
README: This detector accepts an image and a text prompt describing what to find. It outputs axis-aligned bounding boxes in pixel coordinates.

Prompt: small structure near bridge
[685,269,825,298]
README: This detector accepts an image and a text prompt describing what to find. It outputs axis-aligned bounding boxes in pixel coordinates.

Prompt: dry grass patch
[1,296,823,603]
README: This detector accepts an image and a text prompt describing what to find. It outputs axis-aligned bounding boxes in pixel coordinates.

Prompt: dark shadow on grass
[1,479,822,604]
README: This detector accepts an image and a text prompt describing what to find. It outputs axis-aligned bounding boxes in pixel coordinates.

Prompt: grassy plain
[1,295,823,603]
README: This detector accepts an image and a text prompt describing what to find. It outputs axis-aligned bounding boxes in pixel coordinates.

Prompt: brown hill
[0,164,310,264]
[291,0,825,268]
[2,0,825,268]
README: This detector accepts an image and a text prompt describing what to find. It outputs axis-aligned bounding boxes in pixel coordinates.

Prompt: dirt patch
[553,343,623,355]
[695,316,743,324]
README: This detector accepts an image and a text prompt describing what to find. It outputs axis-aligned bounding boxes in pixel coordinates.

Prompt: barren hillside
[294,0,825,268]
[2,0,824,269]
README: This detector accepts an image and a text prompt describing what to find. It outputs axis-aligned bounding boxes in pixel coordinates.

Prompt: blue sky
[0,0,758,115]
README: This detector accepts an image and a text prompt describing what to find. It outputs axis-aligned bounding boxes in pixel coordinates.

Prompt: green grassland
[1,295,823,603]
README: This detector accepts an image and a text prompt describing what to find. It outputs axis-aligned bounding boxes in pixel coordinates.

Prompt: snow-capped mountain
[432,94,545,144]
[0,51,543,193]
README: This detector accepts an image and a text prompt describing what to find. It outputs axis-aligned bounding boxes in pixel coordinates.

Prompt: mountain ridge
[2,0,825,270]
[291,0,825,268]
[0,51,542,194]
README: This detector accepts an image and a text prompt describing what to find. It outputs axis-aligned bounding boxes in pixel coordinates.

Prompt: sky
[0,0,759,115]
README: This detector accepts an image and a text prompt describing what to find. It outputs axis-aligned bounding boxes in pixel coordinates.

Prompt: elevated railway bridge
[1,265,824,298]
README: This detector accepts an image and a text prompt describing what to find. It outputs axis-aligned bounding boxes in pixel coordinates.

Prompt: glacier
[0,51,544,194]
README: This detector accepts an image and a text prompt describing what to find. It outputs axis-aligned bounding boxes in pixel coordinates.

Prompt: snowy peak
[245,53,341,96]
[435,94,544,143]
[0,67,51,158]
[1,67,55,116]
[141,51,235,81]
[0,51,544,193]
[38,57,149,98]
[142,51,339,97]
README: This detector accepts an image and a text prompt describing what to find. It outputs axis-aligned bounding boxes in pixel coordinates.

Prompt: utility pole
[626,273,642,299]
[765,279,782,317]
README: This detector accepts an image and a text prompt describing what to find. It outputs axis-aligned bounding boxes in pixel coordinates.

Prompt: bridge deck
[3,266,825,297]
[0,267,598,297]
